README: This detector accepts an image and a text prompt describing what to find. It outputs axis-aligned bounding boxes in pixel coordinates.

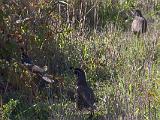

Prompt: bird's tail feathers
[32,65,45,73]
[42,76,55,83]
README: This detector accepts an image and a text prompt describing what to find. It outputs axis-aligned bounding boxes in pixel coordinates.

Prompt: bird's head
[134,9,143,17]
[74,68,85,76]
[70,67,87,86]
[70,67,85,77]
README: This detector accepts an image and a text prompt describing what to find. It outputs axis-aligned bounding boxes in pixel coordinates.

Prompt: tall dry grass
[0,0,160,119]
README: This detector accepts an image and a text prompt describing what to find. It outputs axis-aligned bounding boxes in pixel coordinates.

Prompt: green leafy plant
[2,99,19,120]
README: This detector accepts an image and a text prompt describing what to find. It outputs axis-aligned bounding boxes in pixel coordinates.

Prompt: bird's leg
[137,32,140,38]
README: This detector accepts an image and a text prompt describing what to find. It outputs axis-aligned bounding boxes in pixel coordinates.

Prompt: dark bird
[21,51,33,65]
[131,9,147,37]
[71,67,96,119]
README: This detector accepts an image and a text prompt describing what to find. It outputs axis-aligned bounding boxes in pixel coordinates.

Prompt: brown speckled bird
[71,67,96,119]
[131,10,147,37]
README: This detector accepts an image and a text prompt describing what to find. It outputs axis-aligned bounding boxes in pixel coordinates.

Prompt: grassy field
[1,0,160,120]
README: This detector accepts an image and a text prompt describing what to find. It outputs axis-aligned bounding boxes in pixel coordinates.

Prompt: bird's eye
[74,70,80,75]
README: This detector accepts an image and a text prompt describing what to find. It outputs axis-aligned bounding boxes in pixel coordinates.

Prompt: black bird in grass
[71,67,96,119]
[131,9,147,37]
[20,48,48,75]
[21,51,33,65]
[20,48,57,84]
